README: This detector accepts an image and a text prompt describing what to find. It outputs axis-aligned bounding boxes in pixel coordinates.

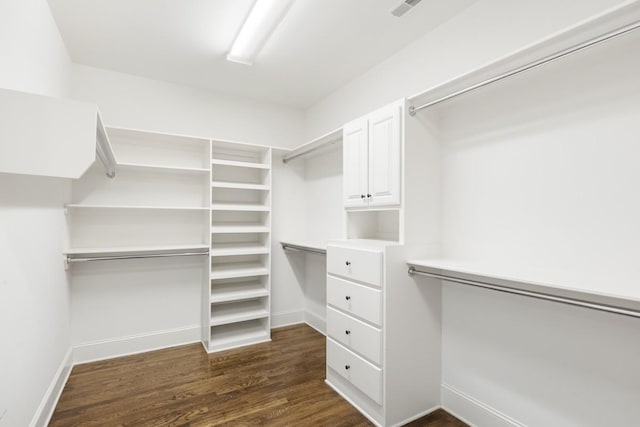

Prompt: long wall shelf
[65,204,208,211]
[64,244,209,257]
[118,161,209,174]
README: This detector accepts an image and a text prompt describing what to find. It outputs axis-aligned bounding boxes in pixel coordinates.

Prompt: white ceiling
[47,0,473,108]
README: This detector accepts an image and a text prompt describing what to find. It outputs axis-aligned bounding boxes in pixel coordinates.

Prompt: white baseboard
[72,325,200,364]
[304,310,326,335]
[441,383,525,427]
[30,347,73,427]
[271,309,304,328]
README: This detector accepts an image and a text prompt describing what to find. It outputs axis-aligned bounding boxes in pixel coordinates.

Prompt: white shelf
[211,224,270,234]
[211,203,270,212]
[211,181,270,190]
[209,320,270,351]
[65,204,208,211]
[210,299,269,326]
[210,262,270,280]
[211,158,270,169]
[64,244,209,257]
[211,243,269,257]
[211,281,269,303]
[118,161,209,174]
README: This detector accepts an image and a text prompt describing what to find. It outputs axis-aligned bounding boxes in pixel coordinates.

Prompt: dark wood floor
[50,324,467,426]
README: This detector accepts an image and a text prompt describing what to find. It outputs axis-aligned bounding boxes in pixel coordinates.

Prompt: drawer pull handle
[345,261,351,266]
[367,194,372,198]
[345,330,351,335]
[345,365,351,370]
[360,194,365,199]
[345,296,351,301]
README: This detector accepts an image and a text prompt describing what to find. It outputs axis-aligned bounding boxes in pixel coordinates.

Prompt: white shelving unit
[206,140,272,353]
[65,127,210,259]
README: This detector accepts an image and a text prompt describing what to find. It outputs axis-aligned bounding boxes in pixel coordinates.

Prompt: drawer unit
[327,307,382,365]
[327,245,382,287]
[327,338,383,405]
[327,275,382,326]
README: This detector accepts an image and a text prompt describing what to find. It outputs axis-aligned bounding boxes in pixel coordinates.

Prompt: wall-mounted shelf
[211,158,270,169]
[210,243,269,256]
[211,181,270,191]
[64,244,209,257]
[211,203,270,211]
[283,127,342,163]
[65,204,209,211]
[117,162,209,174]
[210,262,270,280]
[211,224,270,234]
[210,281,270,303]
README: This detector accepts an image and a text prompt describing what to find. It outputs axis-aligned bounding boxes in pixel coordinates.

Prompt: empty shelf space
[65,204,208,211]
[211,224,270,234]
[65,244,209,257]
[210,299,269,326]
[117,162,209,174]
[211,181,270,190]
[210,262,269,280]
[211,281,269,303]
[211,203,270,211]
[208,319,269,351]
[211,158,270,169]
[211,243,269,256]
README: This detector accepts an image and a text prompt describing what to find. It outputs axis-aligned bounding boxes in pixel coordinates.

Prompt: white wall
[71,64,305,149]
[0,1,73,426]
[303,0,638,425]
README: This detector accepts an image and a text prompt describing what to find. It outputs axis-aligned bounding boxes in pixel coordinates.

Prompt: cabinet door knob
[360,194,365,199]
[345,365,351,370]
[367,194,372,198]
[345,330,351,335]
[345,261,351,266]
[345,296,351,301]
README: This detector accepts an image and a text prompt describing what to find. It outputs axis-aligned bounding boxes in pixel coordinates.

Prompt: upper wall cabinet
[0,88,116,179]
[343,101,401,209]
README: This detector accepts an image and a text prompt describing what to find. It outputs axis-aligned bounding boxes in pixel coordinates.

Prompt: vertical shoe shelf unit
[205,140,272,352]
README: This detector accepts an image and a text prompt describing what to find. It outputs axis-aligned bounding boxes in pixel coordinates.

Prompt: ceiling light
[391,0,423,17]
[227,0,295,65]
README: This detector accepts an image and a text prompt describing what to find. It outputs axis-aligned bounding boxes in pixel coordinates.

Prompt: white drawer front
[327,307,382,365]
[327,338,383,404]
[327,246,382,287]
[327,276,382,326]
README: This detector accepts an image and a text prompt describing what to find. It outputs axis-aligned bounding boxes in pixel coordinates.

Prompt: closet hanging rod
[66,251,208,264]
[408,19,640,116]
[408,267,640,319]
[282,128,342,164]
[281,243,327,255]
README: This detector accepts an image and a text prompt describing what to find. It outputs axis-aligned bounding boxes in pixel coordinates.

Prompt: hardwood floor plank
[50,324,466,426]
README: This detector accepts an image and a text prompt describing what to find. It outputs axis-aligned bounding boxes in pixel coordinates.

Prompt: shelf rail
[408,19,640,116]
[408,266,640,319]
[65,251,209,266]
[281,242,326,255]
[282,128,342,163]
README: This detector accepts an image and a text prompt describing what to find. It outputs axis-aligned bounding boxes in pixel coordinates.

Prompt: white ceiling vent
[390,0,423,17]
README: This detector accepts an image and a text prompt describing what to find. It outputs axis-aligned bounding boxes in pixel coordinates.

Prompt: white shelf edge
[210,263,270,280]
[282,127,343,163]
[118,161,209,173]
[64,244,209,256]
[210,309,269,326]
[210,245,270,257]
[211,181,270,190]
[211,226,270,234]
[210,288,270,304]
[211,158,270,170]
[65,204,209,211]
[210,203,270,212]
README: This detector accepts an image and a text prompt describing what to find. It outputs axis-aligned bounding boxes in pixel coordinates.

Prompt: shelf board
[211,181,270,191]
[211,158,270,170]
[210,262,270,280]
[208,319,269,352]
[280,240,327,255]
[65,244,209,257]
[211,203,270,212]
[118,162,209,174]
[211,224,270,234]
[211,282,269,303]
[65,204,208,211]
[210,301,269,326]
[211,243,269,257]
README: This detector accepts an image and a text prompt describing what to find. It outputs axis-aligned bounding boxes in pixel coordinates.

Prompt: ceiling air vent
[391,0,423,17]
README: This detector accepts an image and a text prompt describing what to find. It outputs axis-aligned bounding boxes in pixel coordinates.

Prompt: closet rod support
[408,267,640,319]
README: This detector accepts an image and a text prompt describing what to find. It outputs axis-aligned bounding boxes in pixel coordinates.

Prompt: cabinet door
[367,104,401,207]
[343,118,369,208]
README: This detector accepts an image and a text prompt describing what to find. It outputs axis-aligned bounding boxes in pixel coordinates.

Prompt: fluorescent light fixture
[227,0,295,65]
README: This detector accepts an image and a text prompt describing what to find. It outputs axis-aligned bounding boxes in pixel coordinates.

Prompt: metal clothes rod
[281,243,326,255]
[66,251,208,263]
[409,20,640,116]
[408,267,640,319]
